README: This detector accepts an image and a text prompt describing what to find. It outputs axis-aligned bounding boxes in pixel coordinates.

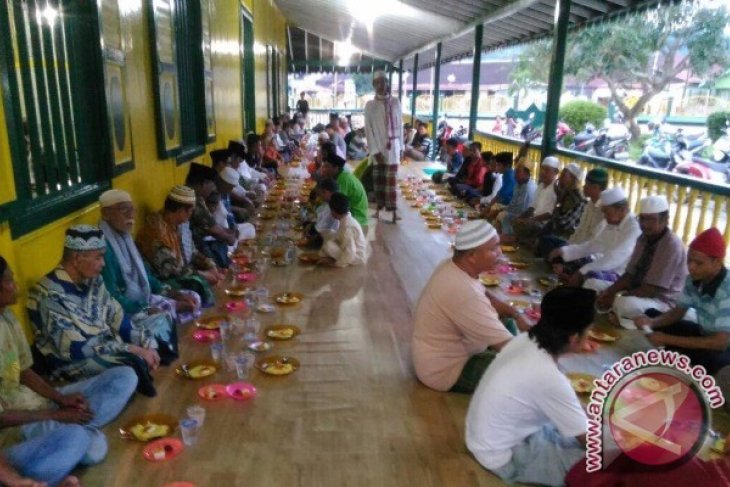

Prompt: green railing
[474,131,730,246]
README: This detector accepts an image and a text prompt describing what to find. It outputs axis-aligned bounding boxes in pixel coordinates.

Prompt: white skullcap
[454,220,498,251]
[99,189,132,208]
[640,195,669,214]
[541,156,560,169]
[219,166,240,186]
[318,132,330,142]
[565,162,584,180]
[599,187,627,206]
[373,70,387,80]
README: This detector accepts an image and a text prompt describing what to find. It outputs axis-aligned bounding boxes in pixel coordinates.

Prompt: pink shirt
[412,260,512,391]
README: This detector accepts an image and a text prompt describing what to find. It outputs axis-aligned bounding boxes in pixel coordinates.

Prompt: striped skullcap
[454,220,498,251]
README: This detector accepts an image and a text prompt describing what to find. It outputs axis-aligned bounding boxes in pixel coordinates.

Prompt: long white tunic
[364,95,403,166]
[561,212,641,274]
[320,214,367,267]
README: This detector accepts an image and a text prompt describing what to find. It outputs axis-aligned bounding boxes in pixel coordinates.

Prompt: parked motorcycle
[569,123,597,152]
[590,125,631,160]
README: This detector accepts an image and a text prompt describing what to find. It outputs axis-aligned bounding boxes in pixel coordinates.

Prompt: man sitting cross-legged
[635,228,730,374]
[412,221,520,393]
[28,225,161,397]
[466,287,595,486]
[0,256,137,485]
[549,187,640,287]
[592,195,687,327]
[99,189,200,326]
[317,193,367,268]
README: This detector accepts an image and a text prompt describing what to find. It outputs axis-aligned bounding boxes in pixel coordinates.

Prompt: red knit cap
[689,228,727,259]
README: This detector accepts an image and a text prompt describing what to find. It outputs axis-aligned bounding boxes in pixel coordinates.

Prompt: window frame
[147,0,213,165]
[0,0,112,238]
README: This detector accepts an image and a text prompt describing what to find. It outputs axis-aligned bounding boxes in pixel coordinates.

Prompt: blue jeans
[4,425,90,486]
[8,365,137,477]
[492,424,584,486]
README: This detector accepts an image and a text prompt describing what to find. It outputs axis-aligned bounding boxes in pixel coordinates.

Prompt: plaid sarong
[372,164,397,211]
[585,270,620,282]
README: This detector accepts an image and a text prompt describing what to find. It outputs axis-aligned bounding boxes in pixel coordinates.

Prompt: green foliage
[512,4,730,139]
[559,100,606,133]
[707,111,730,142]
[508,40,552,97]
[350,73,373,96]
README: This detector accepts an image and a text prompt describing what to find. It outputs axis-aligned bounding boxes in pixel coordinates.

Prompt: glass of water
[244,317,261,341]
[234,352,255,380]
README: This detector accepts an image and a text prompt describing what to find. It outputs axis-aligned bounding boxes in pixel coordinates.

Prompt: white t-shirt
[465,334,587,470]
[533,180,558,216]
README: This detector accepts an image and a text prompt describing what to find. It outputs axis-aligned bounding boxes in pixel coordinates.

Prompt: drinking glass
[180,419,199,446]
[235,352,255,380]
[244,317,261,341]
[186,405,206,427]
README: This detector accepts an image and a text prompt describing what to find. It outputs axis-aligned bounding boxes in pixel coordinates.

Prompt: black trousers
[653,318,730,375]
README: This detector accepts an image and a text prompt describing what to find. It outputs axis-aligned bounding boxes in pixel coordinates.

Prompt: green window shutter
[200,0,215,142]
[0,0,111,237]
[148,0,182,159]
[98,0,134,175]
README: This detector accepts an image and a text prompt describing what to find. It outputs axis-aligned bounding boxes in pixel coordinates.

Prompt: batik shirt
[0,309,50,448]
[27,267,130,379]
[548,188,587,238]
[190,197,218,253]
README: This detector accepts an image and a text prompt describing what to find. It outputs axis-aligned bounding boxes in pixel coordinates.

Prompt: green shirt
[336,171,369,229]
[0,309,50,448]
[101,243,165,314]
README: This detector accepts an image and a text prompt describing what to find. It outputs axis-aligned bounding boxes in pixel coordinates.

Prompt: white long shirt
[532,180,558,216]
[364,95,403,165]
[320,213,367,267]
[561,212,641,274]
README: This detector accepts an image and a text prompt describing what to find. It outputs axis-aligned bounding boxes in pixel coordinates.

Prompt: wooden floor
[79,162,729,487]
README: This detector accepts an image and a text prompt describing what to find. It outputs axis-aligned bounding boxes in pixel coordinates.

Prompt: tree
[508,41,552,99]
[350,73,374,96]
[511,3,730,140]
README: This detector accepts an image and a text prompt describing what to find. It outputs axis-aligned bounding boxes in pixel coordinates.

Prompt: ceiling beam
[539,0,594,20]
[571,0,609,14]
[529,3,582,23]
[399,0,541,60]
[503,12,554,30]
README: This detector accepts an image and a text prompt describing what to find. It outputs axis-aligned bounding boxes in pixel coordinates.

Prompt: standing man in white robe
[365,70,403,224]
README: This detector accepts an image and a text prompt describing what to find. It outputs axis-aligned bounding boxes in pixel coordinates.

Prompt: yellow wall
[0,0,287,331]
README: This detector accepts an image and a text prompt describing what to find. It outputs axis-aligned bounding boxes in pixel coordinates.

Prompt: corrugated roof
[278,0,679,73]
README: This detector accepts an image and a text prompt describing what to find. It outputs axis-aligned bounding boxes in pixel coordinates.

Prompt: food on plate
[588,330,618,342]
[152,444,175,460]
[571,377,594,394]
[188,365,215,378]
[267,328,295,339]
[265,360,295,375]
[131,422,169,441]
[276,294,300,304]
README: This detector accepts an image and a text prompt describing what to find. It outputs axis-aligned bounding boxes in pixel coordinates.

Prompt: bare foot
[61,476,81,487]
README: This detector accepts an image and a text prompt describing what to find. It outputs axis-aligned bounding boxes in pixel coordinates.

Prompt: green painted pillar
[541,0,571,158]
[411,54,419,124]
[431,43,442,159]
[468,25,483,141]
[398,59,404,102]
